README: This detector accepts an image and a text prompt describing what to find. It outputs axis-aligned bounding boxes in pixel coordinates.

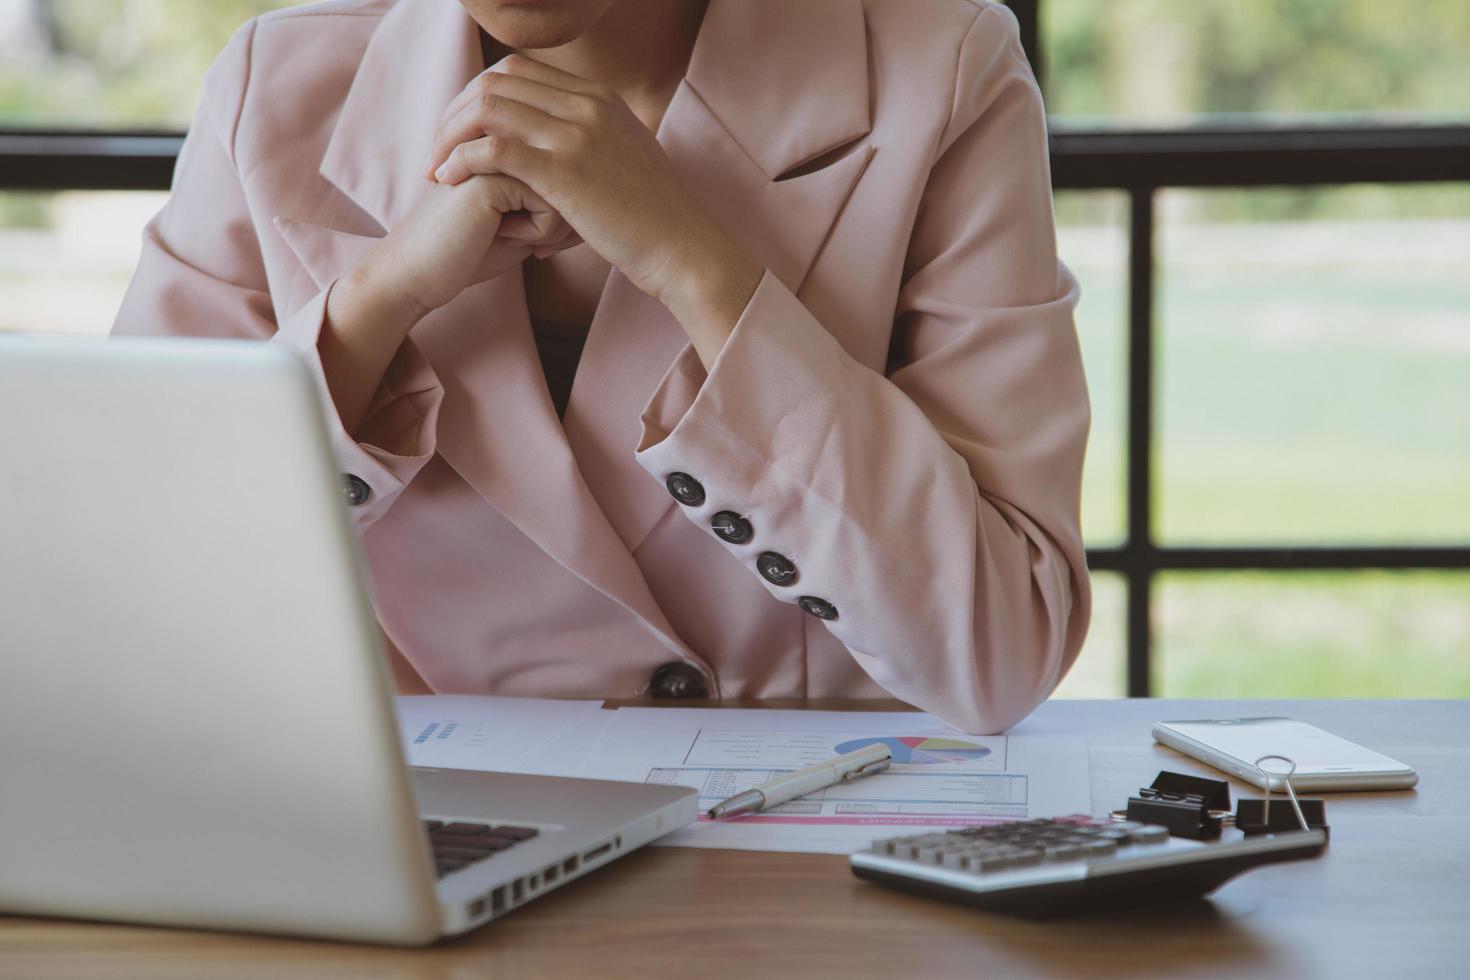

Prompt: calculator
[850,816,1327,917]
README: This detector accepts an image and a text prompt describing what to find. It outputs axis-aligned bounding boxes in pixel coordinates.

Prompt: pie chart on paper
[834,736,992,765]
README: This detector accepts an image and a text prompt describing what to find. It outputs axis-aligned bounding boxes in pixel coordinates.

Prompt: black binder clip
[1124,771,1231,840]
[1235,755,1330,841]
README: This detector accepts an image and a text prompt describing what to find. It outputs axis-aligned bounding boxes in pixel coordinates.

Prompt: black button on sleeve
[797,596,838,621]
[665,472,706,507]
[343,474,371,507]
[710,510,754,545]
[756,551,799,587]
[648,661,708,699]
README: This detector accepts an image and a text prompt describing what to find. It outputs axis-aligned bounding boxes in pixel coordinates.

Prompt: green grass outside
[1155,571,1470,698]
[1055,205,1470,698]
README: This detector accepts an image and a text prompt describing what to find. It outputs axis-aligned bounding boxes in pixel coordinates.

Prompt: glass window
[0,1,297,130]
[1041,0,1470,127]
[0,190,164,335]
[1155,183,1470,545]
[1052,571,1125,698]
[1056,191,1127,548]
[1156,571,1470,697]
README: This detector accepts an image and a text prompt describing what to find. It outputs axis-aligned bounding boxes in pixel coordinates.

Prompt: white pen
[706,743,893,819]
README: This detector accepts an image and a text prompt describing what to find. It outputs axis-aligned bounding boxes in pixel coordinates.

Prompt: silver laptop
[0,334,697,945]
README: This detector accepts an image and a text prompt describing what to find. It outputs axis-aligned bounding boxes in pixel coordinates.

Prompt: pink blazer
[112,0,1091,734]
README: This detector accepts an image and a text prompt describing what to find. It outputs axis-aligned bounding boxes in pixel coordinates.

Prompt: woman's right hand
[359,172,572,319]
[320,173,571,436]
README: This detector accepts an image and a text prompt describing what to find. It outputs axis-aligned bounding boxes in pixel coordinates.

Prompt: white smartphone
[1152,717,1418,792]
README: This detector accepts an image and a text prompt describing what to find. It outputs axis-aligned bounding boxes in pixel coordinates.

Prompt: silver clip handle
[1254,754,1309,832]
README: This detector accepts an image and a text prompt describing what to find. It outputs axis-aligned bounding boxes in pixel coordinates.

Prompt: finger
[498,210,566,242]
[426,76,539,179]
[482,176,563,240]
[436,135,546,189]
[479,171,555,215]
[496,213,541,240]
[496,214,544,240]
[458,70,593,129]
[426,60,599,178]
[430,97,572,184]
[432,65,513,147]
[433,53,585,133]
[427,77,527,175]
[434,73,488,135]
[456,172,560,242]
[496,53,609,99]
[541,227,583,254]
[546,224,580,248]
[518,223,577,252]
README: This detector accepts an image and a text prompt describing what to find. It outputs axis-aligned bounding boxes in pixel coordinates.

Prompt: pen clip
[843,758,891,781]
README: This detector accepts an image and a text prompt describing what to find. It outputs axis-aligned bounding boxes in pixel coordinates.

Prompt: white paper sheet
[394,695,606,775]
[570,707,1092,854]
[392,697,1092,854]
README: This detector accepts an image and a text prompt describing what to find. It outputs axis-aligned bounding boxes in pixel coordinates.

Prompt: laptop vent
[473,836,623,921]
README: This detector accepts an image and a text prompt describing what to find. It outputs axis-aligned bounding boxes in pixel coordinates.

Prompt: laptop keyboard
[423,820,539,878]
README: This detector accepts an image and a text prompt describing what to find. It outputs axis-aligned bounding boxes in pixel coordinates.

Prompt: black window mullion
[1124,186,1156,697]
[1007,0,1042,94]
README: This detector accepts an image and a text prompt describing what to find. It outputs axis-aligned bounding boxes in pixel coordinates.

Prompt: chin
[460,0,617,49]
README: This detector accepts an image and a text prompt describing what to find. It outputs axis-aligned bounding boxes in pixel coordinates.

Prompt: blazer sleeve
[109,21,444,532]
[633,4,1090,734]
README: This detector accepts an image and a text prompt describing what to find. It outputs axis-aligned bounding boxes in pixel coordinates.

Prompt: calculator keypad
[870,817,1171,875]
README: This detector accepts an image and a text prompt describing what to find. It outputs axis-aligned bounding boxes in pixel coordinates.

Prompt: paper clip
[1233,755,1330,840]
[1254,755,1308,831]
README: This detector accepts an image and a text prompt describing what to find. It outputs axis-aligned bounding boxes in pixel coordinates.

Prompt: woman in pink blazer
[112,0,1090,734]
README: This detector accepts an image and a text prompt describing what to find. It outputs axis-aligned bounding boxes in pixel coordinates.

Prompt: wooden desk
[2,699,1465,979]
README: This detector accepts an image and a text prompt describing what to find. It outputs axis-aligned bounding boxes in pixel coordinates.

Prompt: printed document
[393,697,1091,854]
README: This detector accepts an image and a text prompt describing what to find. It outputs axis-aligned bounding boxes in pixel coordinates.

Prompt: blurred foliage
[1039,0,1470,223]
[0,0,292,127]
[1042,0,1470,124]
[3,0,1468,133]
[0,192,48,226]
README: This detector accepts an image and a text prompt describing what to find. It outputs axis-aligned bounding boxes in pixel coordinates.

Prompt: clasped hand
[422,54,760,326]
[321,53,767,435]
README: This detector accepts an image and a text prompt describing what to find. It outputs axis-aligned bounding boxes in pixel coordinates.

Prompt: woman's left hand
[424,54,762,342]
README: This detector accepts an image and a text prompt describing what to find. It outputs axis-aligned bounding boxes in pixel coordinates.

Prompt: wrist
[338,243,434,330]
[657,230,764,329]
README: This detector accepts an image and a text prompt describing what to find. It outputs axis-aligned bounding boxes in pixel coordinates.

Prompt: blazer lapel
[317,0,483,233]
[562,0,875,556]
